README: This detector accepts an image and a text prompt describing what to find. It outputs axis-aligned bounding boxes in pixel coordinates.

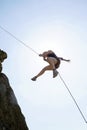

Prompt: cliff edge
[0,49,29,130]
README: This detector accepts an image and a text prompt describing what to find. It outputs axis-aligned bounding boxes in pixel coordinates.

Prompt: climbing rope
[0,25,87,123]
[0,25,39,55]
[59,72,87,123]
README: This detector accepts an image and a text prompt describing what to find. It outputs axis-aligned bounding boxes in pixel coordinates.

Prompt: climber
[31,50,70,81]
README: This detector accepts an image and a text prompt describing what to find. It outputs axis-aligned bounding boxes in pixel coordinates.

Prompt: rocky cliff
[0,73,29,130]
[0,49,29,130]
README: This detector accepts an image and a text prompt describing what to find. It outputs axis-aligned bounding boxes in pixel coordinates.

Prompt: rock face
[0,73,29,130]
[0,49,7,73]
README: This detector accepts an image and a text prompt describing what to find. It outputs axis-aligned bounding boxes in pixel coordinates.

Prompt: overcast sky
[0,0,87,130]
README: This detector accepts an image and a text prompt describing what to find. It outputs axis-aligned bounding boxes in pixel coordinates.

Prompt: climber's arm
[59,57,70,62]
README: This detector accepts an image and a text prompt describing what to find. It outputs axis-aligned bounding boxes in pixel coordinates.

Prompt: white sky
[0,0,87,130]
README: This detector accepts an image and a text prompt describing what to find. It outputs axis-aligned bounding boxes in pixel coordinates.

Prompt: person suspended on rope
[31,50,70,81]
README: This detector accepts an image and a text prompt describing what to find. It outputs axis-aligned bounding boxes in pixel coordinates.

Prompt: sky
[0,0,87,130]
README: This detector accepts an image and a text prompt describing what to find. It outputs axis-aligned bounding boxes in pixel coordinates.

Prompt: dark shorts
[55,59,60,69]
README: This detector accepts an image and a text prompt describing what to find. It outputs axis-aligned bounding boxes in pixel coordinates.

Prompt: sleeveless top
[47,53,58,58]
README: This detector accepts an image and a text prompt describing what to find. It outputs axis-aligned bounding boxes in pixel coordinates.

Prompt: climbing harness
[0,25,87,123]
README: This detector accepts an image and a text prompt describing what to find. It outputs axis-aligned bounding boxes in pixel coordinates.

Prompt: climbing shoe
[53,69,58,78]
[31,76,37,81]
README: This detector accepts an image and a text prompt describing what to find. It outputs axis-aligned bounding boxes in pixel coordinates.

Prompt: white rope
[0,25,39,55]
[0,25,87,123]
[59,72,87,123]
